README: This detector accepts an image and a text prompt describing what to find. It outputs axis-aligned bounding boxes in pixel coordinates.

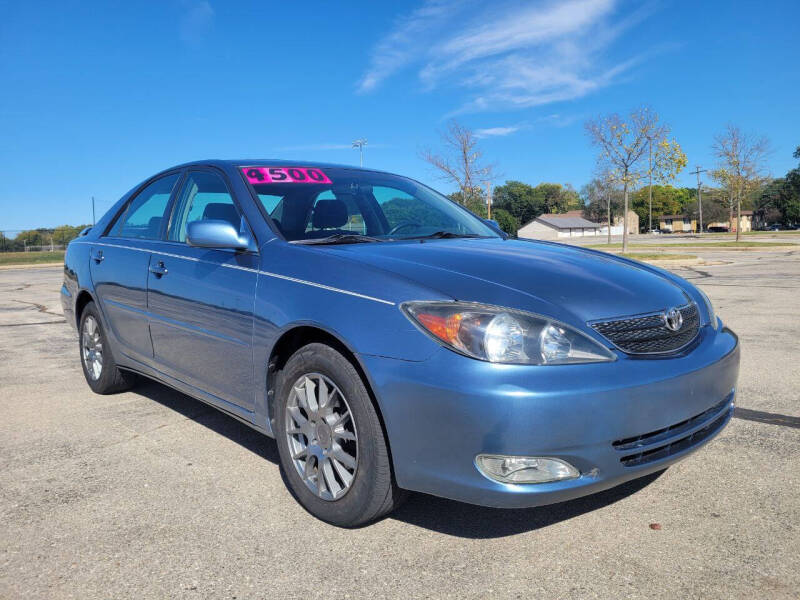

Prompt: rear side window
[109,174,180,239]
[168,171,240,242]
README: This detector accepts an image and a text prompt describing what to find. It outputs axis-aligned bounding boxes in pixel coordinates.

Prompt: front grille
[590,302,700,355]
[614,396,733,467]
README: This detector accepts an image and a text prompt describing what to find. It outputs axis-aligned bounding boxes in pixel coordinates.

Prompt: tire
[78,301,137,394]
[274,343,406,527]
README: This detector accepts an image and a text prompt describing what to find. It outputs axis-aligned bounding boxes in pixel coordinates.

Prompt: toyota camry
[61,160,740,527]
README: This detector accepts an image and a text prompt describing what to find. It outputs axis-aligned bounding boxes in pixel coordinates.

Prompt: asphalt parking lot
[1,245,798,599]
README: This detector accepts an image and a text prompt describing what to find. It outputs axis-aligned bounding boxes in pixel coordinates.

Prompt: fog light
[476,454,579,484]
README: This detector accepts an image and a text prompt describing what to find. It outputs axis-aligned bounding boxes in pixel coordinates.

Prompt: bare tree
[711,125,771,241]
[420,120,495,206]
[585,107,665,252]
[581,171,621,245]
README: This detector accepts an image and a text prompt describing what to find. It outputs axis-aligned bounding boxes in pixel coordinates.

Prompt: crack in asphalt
[0,320,65,327]
[11,298,63,316]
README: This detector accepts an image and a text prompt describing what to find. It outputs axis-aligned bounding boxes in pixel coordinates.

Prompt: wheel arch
[74,289,95,328]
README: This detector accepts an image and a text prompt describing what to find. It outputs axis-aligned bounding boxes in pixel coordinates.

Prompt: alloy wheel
[284,373,358,501]
[81,315,103,380]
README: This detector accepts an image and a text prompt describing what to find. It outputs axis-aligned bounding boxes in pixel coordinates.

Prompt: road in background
[1,247,798,599]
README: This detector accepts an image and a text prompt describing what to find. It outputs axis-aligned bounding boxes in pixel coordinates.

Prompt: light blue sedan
[62,160,739,526]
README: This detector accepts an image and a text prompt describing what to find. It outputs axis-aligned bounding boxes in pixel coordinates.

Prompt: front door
[147,169,258,411]
[90,172,181,362]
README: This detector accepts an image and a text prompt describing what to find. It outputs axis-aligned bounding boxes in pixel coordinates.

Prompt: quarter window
[109,173,180,239]
[168,171,241,242]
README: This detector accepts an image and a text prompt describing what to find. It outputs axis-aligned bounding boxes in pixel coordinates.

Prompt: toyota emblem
[664,307,684,332]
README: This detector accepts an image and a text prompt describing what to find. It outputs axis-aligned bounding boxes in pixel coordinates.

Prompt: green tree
[53,224,88,245]
[767,146,800,224]
[450,187,487,217]
[630,185,689,229]
[684,188,730,224]
[533,183,578,214]
[491,208,518,236]
[643,135,688,232]
[493,180,540,226]
[15,229,47,248]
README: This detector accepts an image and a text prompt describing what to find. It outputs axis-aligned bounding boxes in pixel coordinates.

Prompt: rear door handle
[149,261,168,277]
[92,249,104,263]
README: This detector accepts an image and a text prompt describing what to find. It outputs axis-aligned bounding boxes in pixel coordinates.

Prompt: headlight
[698,289,718,330]
[402,301,615,365]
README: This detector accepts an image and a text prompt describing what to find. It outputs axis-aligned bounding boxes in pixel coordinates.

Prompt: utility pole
[689,166,706,234]
[92,196,96,226]
[351,138,367,167]
[485,180,492,220]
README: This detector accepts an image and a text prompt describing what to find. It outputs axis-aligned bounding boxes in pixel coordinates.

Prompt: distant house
[659,214,696,233]
[730,210,753,232]
[599,210,639,236]
[695,210,753,233]
[518,211,601,240]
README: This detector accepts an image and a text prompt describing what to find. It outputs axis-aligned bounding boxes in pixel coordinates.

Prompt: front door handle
[92,249,104,264]
[149,261,168,277]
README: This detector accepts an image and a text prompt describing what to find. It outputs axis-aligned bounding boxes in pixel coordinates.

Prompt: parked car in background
[62,160,740,526]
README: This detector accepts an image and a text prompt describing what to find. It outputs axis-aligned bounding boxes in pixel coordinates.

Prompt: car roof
[159,159,398,177]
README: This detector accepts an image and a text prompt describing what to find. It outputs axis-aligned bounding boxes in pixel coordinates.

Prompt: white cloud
[357,0,465,93]
[180,1,215,46]
[474,126,520,138]
[358,0,661,113]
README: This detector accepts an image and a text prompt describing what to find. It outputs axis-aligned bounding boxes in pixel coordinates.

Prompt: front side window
[109,173,180,239]
[168,171,240,242]
[242,166,498,243]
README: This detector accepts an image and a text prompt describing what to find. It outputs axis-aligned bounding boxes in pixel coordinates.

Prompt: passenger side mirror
[186,220,253,251]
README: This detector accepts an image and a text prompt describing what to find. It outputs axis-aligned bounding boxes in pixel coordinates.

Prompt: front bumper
[360,325,739,508]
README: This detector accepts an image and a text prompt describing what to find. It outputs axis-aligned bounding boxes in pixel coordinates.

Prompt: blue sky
[1,0,798,230]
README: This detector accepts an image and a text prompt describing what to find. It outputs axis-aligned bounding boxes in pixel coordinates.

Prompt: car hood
[324,238,690,324]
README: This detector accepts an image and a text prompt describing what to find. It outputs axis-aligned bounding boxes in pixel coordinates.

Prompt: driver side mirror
[187,220,254,251]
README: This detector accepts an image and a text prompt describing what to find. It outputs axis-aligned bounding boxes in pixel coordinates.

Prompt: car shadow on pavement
[134,378,664,538]
[389,470,665,538]
[134,379,280,465]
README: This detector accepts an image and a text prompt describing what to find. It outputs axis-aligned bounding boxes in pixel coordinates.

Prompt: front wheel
[274,343,406,527]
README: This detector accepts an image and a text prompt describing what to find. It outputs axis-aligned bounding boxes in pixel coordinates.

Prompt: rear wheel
[274,343,406,527]
[78,301,137,394]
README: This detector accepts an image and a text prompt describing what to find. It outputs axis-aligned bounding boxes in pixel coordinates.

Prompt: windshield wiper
[408,231,483,240]
[293,233,386,245]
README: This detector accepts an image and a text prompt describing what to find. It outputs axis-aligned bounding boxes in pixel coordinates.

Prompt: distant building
[702,210,753,233]
[518,211,601,239]
[730,210,753,232]
[601,210,639,236]
[659,214,696,233]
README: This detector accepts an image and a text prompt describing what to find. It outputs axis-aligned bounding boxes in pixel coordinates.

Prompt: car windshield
[241,166,499,243]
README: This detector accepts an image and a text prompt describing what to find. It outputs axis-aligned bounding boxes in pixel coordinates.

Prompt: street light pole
[92,196,96,226]
[351,138,367,167]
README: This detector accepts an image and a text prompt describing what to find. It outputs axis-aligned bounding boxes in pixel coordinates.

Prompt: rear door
[90,172,181,363]
[147,168,259,411]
